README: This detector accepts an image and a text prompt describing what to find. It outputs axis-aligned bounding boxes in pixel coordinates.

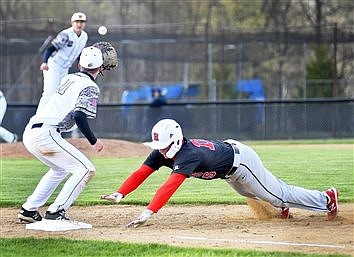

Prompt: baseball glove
[92,41,118,70]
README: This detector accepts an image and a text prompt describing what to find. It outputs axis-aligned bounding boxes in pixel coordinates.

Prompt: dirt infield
[0,138,152,158]
[1,204,353,255]
[1,140,353,256]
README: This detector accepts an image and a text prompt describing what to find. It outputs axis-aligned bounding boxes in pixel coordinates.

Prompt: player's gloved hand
[100,192,123,203]
[127,209,154,228]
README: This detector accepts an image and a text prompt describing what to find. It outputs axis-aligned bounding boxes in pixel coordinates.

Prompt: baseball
[98,26,107,35]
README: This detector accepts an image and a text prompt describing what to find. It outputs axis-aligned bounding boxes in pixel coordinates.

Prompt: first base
[26,219,92,231]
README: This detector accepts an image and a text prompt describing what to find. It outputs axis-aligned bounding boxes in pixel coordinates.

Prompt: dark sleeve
[73,110,97,145]
[77,53,81,63]
[43,45,57,63]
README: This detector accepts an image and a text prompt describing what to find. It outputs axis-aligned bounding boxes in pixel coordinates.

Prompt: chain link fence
[3,99,353,142]
[1,20,353,103]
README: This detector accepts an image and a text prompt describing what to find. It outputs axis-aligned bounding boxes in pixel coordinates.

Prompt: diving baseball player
[0,90,18,143]
[37,12,88,111]
[101,119,339,228]
[18,44,118,223]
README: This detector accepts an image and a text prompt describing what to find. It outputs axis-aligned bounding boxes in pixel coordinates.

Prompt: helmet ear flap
[166,135,183,158]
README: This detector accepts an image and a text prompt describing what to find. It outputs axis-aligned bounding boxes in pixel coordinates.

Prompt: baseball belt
[223,144,240,179]
[31,123,60,133]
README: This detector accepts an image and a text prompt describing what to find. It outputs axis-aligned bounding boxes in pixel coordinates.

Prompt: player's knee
[87,169,96,180]
[83,170,96,186]
[89,169,96,177]
[86,161,96,172]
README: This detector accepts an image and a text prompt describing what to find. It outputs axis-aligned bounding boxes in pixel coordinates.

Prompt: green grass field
[1,139,353,257]
[1,237,351,257]
[2,237,351,257]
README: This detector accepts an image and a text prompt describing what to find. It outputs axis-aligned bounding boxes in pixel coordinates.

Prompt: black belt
[222,144,240,179]
[231,144,240,154]
[223,166,238,179]
[31,123,43,129]
[31,123,60,133]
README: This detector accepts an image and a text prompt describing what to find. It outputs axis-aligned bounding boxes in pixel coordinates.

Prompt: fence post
[303,42,307,99]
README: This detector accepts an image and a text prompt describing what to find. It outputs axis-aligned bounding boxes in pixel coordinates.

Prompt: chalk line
[174,235,347,249]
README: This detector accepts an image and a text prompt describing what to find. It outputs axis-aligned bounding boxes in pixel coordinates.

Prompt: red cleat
[325,187,339,221]
[280,207,290,219]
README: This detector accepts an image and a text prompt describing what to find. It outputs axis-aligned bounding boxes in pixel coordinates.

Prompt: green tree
[305,46,334,98]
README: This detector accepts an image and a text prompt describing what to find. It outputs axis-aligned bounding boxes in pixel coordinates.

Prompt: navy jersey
[143,138,234,180]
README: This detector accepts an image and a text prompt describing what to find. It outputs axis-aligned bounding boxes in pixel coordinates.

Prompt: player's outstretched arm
[100,164,155,202]
[127,173,187,228]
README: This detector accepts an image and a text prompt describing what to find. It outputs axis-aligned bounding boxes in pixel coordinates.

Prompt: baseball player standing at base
[101,119,339,228]
[37,12,88,111]
[0,90,18,143]
[18,44,118,223]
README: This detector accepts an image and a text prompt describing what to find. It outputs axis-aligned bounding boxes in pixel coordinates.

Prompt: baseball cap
[71,12,86,22]
[79,46,103,69]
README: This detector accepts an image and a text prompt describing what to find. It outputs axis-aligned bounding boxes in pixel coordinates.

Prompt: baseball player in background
[18,44,118,223]
[37,12,88,111]
[101,119,339,228]
[0,90,18,143]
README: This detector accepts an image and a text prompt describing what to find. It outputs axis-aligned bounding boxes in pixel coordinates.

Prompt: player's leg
[47,164,95,214]
[226,142,328,212]
[35,128,96,214]
[23,125,95,219]
[0,127,17,143]
[22,125,69,210]
[22,167,68,211]
[19,126,69,222]
[0,95,17,143]
[0,95,6,123]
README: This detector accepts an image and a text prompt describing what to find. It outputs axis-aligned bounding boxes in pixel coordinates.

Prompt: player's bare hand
[40,63,49,71]
[93,139,104,153]
[127,209,154,228]
[100,192,123,203]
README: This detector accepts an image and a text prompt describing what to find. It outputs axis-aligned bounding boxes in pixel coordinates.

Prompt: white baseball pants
[22,123,95,213]
[0,94,17,143]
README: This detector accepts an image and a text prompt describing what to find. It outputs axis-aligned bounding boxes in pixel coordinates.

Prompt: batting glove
[100,192,123,203]
[127,209,154,228]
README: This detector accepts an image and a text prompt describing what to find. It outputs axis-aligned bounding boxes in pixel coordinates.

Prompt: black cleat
[18,207,42,223]
[44,209,70,221]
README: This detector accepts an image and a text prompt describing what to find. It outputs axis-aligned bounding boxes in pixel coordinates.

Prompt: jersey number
[191,139,215,150]
[57,79,74,95]
[192,171,217,179]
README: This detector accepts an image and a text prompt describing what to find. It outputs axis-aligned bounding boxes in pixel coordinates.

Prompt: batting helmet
[144,119,183,158]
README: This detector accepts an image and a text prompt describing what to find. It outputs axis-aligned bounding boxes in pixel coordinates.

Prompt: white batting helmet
[79,46,103,69]
[144,119,183,158]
